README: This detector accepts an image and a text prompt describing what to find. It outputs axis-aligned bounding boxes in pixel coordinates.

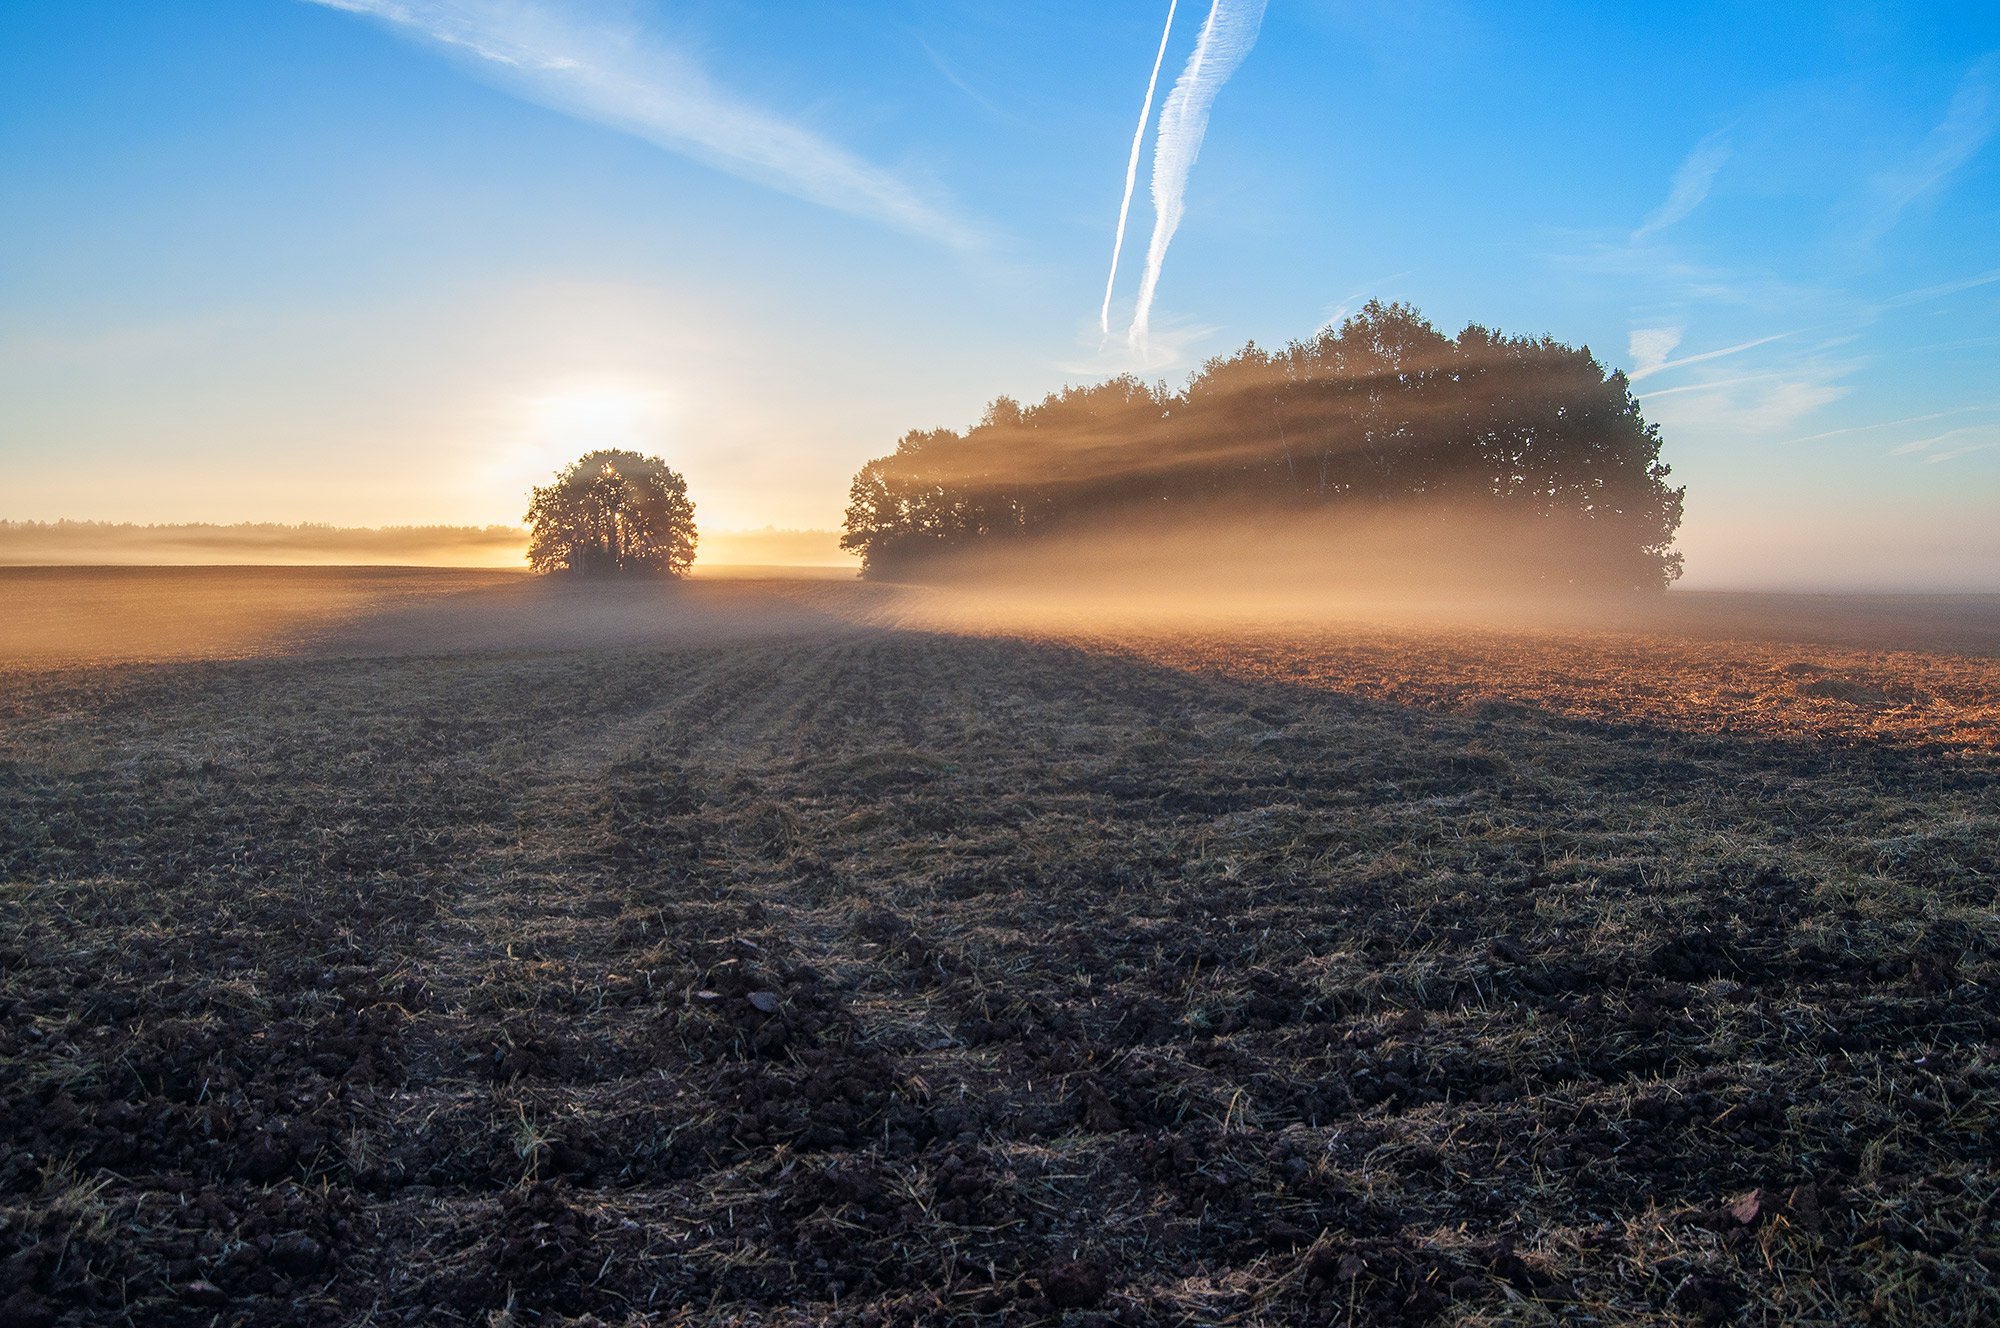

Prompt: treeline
[841,301,1686,590]
[0,520,854,569]
[0,521,526,567]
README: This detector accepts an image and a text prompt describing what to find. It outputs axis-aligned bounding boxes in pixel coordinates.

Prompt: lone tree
[526,450,697,577]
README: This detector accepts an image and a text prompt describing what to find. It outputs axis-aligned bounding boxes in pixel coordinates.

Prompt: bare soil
[1,571,1994,1326]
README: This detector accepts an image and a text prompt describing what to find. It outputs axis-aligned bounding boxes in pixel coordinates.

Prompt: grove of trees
[841,302,1686,591]
[526,450,697,577]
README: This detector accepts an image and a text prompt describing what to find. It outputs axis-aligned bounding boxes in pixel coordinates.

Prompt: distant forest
[0,521,527,567]
[0,521,851,569]
[842,302,1686,591]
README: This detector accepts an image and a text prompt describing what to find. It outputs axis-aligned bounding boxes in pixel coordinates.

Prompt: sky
[1,0,1996,588]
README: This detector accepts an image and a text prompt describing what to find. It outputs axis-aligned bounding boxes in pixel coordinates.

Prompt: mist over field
[0,521,850,570]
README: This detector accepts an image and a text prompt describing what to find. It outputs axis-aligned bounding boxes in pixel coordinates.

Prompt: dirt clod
[267,1233,326,1278]
[0,1293,55,1328]
[1038,1258,1109,1309]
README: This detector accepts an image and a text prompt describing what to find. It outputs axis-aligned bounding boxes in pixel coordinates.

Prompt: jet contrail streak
[1100,0,1180,337]
[1129,0,1267,353]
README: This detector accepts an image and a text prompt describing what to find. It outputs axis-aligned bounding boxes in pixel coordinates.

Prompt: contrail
[1129,0,1267,353]
[1100,0,1180,337]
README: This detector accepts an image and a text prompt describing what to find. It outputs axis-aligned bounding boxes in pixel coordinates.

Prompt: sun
[533,383,665,456]
[472,380,674,523]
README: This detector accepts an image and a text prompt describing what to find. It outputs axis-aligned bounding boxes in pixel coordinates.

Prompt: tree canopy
[526,450,697,577]
[842,302,1685,591]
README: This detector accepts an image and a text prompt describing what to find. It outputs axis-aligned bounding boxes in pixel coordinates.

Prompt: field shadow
[0,567,899,669]
[299,575,879,660]
[0,566,525,669]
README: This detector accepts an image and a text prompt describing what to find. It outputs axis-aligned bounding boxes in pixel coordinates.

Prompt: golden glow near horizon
[477,380,674,521]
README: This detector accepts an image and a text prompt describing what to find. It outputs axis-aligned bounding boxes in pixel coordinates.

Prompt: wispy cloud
[1060,314,1219,377]
[1923,441,1999,464]
[1643,373,1851,437]
[1634,372,1785,402]
[1128,0,1269,351]
[919,39,1013,122]
[1633,129,1732,239]
[1627,327,1684,377]
[1572,240,1865,438]
[1101,1,1181,337]
[1882,264,2000,309]
[1783,405,2000,445]
[1859,51,2000,243]
[303,0,980,248]
[1628,331,1790,382]
[1552,67,2000,459]
[1890,426,1999,461]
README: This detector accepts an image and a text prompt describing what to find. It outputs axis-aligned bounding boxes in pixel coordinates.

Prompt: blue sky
[2,0,1996,585]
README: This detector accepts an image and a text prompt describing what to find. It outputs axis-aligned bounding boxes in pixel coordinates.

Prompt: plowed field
[2,571,1995,1326]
